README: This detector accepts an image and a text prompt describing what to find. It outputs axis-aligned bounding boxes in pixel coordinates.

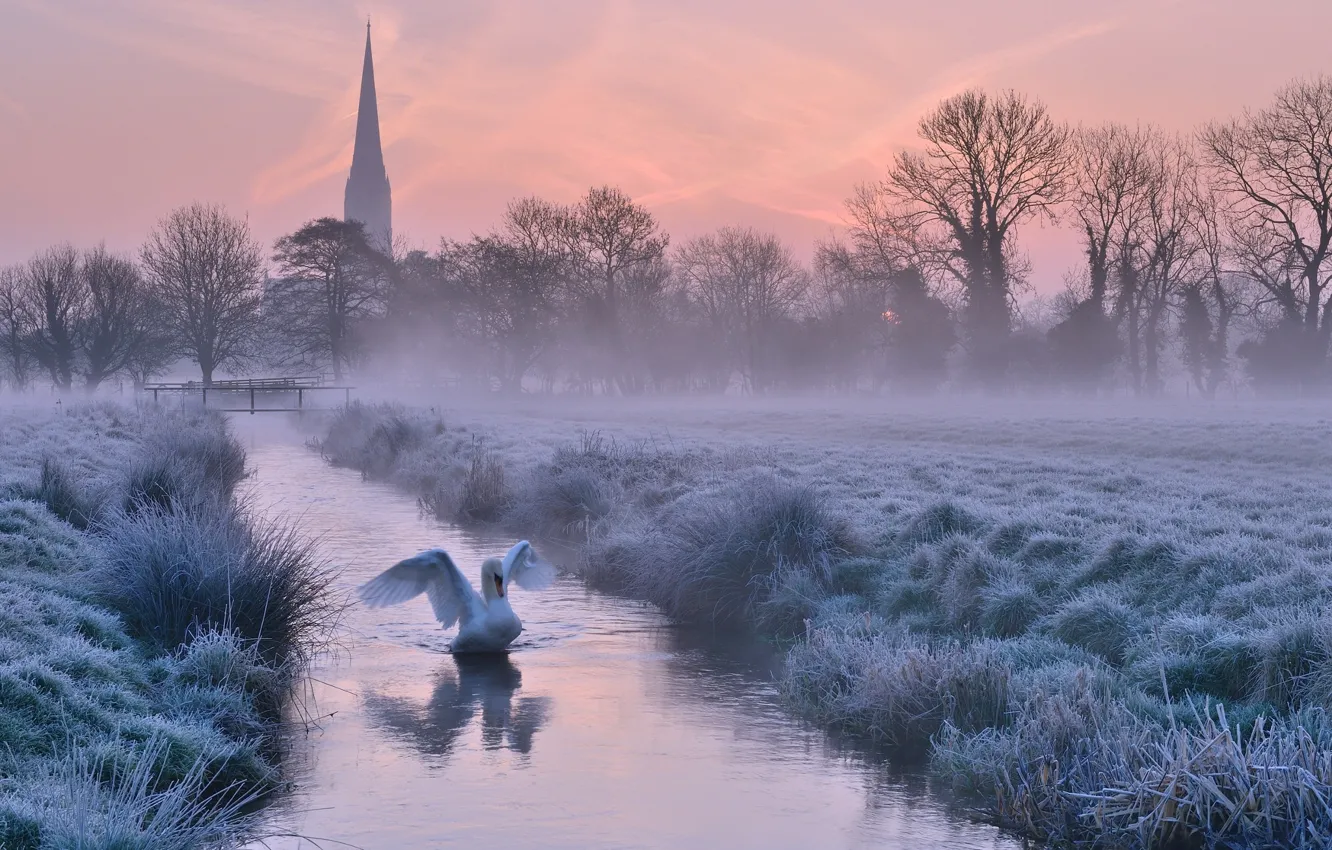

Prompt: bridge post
[250,387,256,415]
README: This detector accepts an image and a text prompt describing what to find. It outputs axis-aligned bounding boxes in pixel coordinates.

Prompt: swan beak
[494,574,504,597]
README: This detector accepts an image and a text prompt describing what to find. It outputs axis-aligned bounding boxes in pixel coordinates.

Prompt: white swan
[359,541,555,653]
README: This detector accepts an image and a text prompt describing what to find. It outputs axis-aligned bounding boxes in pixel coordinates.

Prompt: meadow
[0,402,337,849]
[316,394,1332,849]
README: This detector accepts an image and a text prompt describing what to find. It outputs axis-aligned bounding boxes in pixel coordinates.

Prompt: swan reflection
[363,654,549,763]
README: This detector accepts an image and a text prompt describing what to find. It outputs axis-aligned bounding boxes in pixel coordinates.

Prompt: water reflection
[236,424,1022,850]
[364,654,550,764]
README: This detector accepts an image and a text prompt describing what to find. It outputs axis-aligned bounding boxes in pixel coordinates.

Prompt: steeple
[344,20,392,250]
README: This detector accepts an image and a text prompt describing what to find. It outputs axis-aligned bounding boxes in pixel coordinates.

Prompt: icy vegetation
[0,404,336,849]
[318,398,1332,848]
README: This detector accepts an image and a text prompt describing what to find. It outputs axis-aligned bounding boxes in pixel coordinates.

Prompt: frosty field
[316,394,1332,848]
[0,403,336,849]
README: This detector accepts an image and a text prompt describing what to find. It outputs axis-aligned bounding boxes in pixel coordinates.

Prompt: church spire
[345,20,391,249]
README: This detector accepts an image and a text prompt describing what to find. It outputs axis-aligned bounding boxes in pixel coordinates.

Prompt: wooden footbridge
[140,376,354,414]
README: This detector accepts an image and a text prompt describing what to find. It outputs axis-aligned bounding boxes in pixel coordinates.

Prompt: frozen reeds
[1,732,264,850]
[937,697,1332,850]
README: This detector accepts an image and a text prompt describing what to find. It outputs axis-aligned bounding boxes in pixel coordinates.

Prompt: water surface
[237,424,1021,850]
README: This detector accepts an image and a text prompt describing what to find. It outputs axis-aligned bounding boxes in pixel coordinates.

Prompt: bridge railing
[139,377,354,413]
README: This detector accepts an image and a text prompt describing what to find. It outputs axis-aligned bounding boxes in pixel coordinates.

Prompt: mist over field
[5,8,1332,849]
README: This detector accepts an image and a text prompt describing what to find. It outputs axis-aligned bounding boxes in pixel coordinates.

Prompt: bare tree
[141,203,265,385]
[1045,126,1156,390]
[269,217,390,381]
[676,227,808,393]
[22,244,85,391]
[883,89,1071,383]
[0,266,34,391]
[1070,124,1156,310]
[1182,175,1245,397]
[78,246,169,391]
[1135,135,1202,395]
[566,186,670,393]
[1202,76,1332,385]
[811,240,892,389]
[449,198,570,393]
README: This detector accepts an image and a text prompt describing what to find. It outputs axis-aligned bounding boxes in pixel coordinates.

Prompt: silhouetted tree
[1049,124,1152,389]
[444,198,570,393]
[676,227,808,393]
[1129,134,1201,396]
[1184,178,1243,398]
[78,246,169,391]
[884,89,1071,384]
[566,186,670,393]
[810,240,893,390]
[1047,296,1120,392]
[1180,283,1214,395]
[141,203,265,386]
[884,267,956,392]
[269,217,390,381]
[22,244,84,391]
[0,266,34,391]
[1202,77,1332,391]
[376,248,460,382]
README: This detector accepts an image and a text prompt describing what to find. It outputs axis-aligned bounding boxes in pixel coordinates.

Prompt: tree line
[3,76,1330,396]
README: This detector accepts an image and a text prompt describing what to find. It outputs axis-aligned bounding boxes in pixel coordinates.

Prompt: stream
[235,422,1022,850]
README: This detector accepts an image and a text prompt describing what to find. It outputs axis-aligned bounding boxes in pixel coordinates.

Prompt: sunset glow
[3,0,1329,288]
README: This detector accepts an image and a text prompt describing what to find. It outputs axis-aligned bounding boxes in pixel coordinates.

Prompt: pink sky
[2,0,1329,291]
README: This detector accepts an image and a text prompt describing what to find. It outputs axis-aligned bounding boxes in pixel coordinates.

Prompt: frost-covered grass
[317,397,1332,848]
[0,403,336,849]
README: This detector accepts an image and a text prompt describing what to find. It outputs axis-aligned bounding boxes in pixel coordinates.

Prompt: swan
[358,541,555,653]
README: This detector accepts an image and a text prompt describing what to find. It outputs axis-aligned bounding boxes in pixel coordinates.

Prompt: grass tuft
[0,732,264,850]
[23,457,97,530]
[604,476,856,631]
[456,441,508,522]
[96,502,339,672]
[1049,591,1139,666]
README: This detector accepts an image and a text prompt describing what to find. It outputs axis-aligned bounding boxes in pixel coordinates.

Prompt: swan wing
[501,540,556,591]
[359,548,485,628]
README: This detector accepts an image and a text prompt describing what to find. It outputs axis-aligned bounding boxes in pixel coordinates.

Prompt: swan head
[481,557,505,602]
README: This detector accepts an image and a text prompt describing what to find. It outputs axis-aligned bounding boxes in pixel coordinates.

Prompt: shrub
[149,414,248,497]
[96,502,338,670]
[318,402,439,479]
[895,501,985,547]
[980,578,1044,638]
[456,443,508,523]
[0,732,264,850]
[936,699,1332,849]
[121,454,213,518]
[511,465,616,539]
[782,625,1012,752]
[1252,613,1331,709]
[617,476,855,628]
[1049,591,1139,666]
[22,458,96,530]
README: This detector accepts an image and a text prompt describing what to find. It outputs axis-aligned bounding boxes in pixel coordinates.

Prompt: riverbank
[315,398,1332,848]
[0,403,336,849]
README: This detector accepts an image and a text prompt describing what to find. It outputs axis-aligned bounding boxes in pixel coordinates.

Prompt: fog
[5,63,1332,850]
